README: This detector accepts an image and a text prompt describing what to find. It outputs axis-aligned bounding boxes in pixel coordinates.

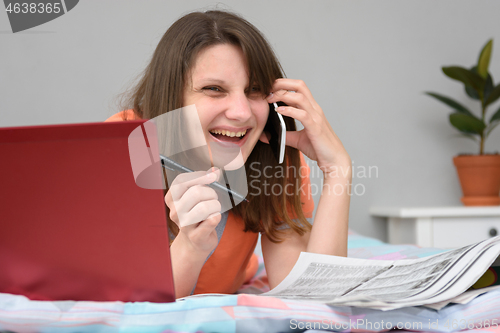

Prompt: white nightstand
[370,206,500,248]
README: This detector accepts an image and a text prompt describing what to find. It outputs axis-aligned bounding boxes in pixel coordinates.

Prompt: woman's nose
[224,94,252,122]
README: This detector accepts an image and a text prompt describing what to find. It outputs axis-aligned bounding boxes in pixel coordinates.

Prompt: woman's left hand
[266,78,351,173]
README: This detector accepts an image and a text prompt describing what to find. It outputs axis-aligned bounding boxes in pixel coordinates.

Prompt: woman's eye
[201,86,226,97]
[247,86,262,98]
[203,86,222,92]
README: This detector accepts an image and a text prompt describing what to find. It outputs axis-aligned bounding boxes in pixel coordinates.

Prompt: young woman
[106,10,351,298]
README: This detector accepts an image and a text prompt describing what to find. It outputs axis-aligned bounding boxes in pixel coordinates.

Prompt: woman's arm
[306,165,351,256]
[261,168,351,289]
[170,215,221,298]
[165,169,223,298]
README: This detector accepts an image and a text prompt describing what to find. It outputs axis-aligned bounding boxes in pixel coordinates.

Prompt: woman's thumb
[284,131,299,149]
[205,167,221,182]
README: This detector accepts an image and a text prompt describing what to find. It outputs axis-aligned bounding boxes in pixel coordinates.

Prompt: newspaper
[424,285,500,310]
[263,236,500,310]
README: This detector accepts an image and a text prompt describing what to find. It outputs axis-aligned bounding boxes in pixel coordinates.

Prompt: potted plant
[426,39,500,206]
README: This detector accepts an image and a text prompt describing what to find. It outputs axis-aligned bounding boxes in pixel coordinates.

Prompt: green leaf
[485,122,499,138]
[425,92,476,117]
[464,66,480,100]
[449,113,486,135]
[490,105,500,123]
[465,85,480,100]
[485,83,500,107]
[442,66,485,96]
[483,74,494,103]
[477,39,493,79]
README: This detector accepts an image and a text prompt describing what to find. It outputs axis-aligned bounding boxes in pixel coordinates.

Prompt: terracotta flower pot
[453,154,500,206]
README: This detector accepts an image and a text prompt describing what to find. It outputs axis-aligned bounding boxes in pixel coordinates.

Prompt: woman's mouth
[208,128,251,146]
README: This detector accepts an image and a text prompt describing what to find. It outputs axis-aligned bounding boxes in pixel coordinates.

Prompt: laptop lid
[0,120,175,303]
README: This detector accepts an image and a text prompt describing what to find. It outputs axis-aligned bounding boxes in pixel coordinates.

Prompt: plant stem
[480,104,486,155]
[480,133,484,155]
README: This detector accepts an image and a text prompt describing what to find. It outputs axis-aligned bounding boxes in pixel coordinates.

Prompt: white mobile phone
[264,102,286,164]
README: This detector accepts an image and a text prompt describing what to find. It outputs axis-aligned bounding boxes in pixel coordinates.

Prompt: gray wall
[2,1,500,241]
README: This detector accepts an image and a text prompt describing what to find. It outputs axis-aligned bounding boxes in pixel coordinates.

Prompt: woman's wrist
[319,158,353,182]
[172,231,214,260]
[170,232,213,298]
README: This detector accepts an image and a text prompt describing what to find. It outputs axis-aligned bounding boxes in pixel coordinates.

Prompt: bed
[1,231,499,333]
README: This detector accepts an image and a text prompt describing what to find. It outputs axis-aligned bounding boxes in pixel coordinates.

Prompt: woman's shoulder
[104,110,140,122]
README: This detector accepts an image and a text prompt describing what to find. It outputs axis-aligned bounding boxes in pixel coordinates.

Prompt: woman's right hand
[165,168,222,254]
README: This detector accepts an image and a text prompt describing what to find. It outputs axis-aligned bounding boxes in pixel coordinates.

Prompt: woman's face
[183,43,269,166]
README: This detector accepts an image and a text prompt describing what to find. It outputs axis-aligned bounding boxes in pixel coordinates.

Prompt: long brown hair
[118,10,311,242]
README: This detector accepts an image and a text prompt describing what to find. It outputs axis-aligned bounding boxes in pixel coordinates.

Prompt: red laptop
[0,120,175,303]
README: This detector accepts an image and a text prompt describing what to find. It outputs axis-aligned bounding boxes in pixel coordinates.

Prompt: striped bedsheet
[1,231,499,333]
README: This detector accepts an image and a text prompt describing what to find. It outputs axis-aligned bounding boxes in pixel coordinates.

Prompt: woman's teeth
[209,129,247,137]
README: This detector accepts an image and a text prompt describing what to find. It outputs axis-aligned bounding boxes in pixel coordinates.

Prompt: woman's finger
[268,79,318,107]
[268,89,314,114]
[275,104,322,132]
[170,168,220,201]
[194,212,221,232]
[182,212,221,245]
[179,199,222,228]
[173,185,218,225]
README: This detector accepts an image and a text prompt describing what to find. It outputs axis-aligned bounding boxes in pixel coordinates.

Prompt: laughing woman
[106,10,351,298]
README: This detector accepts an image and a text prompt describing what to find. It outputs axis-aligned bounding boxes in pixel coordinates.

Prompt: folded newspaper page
[424,285,500,310]
[263,236,500,311]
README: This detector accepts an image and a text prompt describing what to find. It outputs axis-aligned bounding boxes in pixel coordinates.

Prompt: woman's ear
[259,131,270,144]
